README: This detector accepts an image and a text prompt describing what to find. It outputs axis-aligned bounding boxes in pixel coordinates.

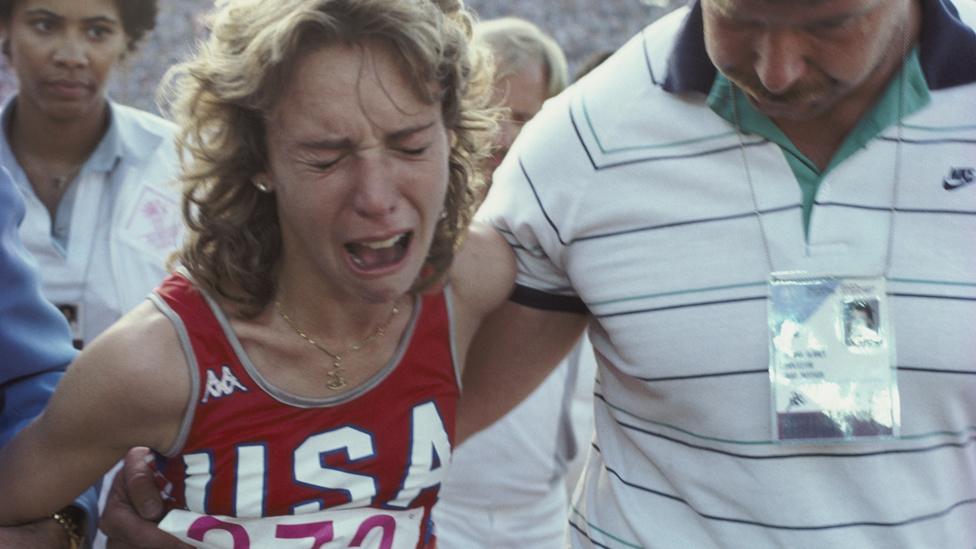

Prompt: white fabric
[434,477,570,549]
[2,101,183,345]
[435,337,595,548]
[477,3,976,548]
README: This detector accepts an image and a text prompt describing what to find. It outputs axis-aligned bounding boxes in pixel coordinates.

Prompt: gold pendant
[326,370,347,390]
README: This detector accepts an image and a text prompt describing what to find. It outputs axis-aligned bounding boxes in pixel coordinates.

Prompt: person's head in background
[475,17,567,173]
[0,0,157,123]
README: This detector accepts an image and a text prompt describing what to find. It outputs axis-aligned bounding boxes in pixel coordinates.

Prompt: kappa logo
[202,365,248,402]
[943,167,975,190]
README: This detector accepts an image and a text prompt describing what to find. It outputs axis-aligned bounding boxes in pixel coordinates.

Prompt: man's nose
[753,29,807,95]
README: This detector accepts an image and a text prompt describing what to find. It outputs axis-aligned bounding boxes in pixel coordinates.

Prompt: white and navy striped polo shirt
[478,1,976,547]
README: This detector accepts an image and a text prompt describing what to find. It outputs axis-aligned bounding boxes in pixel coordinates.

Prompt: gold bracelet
[50,508,84,549]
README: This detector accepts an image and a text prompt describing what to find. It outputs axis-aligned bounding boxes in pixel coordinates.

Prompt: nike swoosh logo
[944,177,974,190]
[943,168,975,190]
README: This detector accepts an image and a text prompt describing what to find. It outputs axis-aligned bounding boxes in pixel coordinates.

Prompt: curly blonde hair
[163,0,497,316]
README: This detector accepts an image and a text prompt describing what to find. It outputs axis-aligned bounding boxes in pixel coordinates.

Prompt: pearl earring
[253,178,272,193]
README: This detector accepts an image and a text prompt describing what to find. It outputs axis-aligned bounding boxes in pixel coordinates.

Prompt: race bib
[768,274,899,442]
[158,507,424,549]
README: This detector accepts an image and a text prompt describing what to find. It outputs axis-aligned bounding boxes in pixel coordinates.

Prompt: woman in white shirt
[0,0,181,349]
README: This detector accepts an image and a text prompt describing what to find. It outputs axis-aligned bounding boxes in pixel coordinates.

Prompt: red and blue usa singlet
[148,273,459,549]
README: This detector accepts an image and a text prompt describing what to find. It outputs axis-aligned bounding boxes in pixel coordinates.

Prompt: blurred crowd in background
[0,0,689,113]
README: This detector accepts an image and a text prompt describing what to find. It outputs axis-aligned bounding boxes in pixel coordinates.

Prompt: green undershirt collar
[706,49,931,237]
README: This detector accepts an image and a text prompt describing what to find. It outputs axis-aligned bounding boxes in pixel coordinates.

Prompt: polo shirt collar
[662,0,976,95]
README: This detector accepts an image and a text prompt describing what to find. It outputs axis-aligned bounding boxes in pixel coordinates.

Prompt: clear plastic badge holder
[768,273,899,442]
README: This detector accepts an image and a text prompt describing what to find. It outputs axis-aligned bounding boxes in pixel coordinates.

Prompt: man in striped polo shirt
[464,0,976,547]
[99,2,976,547]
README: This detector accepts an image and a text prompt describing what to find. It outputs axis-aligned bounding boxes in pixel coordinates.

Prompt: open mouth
[344,232,412,272]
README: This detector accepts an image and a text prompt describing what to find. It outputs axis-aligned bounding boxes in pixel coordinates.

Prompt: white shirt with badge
[0,98,183,348]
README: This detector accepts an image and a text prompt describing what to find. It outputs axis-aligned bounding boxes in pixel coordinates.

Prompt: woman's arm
[457,301,586,443]
[449,222,587,443]
[0,301,190,525]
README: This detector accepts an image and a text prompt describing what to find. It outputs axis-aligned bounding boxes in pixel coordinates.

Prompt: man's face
[702,0,912,122]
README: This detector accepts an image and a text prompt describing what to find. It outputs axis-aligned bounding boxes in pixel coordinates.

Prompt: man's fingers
[100,485,191,549]
[121,447,165,520]
[99,448,191,549]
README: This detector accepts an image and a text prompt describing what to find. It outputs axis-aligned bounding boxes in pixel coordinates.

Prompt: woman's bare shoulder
[65,299,193,450]
[87,300,184,375]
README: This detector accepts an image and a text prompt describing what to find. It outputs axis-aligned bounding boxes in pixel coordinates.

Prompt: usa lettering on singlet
[148,274,460,549]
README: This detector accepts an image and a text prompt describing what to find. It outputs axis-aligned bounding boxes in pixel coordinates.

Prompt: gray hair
[475,17,568,97]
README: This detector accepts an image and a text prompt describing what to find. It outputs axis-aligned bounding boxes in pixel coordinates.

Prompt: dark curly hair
[0,0,157,51]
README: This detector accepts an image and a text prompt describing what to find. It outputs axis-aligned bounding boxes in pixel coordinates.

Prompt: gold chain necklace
[274,299,401,390]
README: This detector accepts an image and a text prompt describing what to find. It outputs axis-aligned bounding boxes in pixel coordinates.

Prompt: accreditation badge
[768,274,899,442]
[55,301,84,350]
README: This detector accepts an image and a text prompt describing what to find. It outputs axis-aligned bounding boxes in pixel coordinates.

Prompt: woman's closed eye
[397,145,429,156]
[309,155,345,171]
